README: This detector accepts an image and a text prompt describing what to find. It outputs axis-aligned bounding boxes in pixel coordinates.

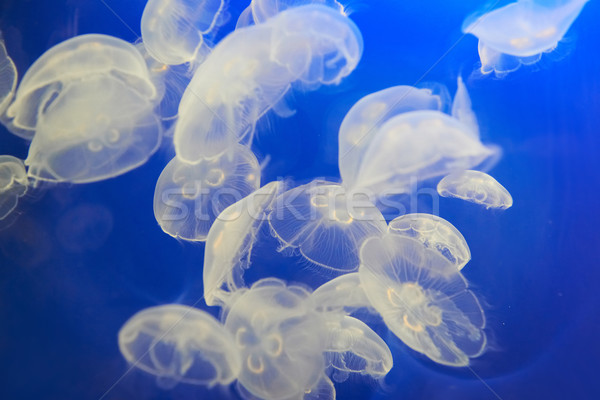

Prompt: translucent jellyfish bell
[359,234,487,366]
[268,180,387,272]
[203,181,282,307]
[224,278,326,400]
[388,213,471,270]
[312,272,372,314]
[118,305,241,388]
[437,170,513,210]
[0,33,17,116]
[153,144,260,241]
[236,0,345,28]
[0,155,28,220]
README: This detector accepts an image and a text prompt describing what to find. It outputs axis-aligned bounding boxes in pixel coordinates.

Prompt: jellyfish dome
[268,180,386,272]
[0,33,17,116]
[0,155,28,220]
[236,0,345,28]
[359,234,487,366]
[437,170,513,210]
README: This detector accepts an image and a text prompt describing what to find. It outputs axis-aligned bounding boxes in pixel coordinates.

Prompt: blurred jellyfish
[118,305,241,388]
[359,234,486,366]
[388,213,471,270]
[141,0,228,68]
[55,203,114,253]
[203,181,282,307]
[0,155,28,220]
[268,180,386,272]
[236,0,344,28]
[463,0,589,76]
[154,144,260,241]
[437,170,513,210]
[174,4,363,162]
[0,33,17,116]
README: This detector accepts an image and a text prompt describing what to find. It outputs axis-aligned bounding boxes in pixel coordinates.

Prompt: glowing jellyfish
[437,170,513,210]
[388,213,471,270]
[141,0,228,67]
[312,272,372,314]
[359,234,486,366]
[0,33,17,116]
[268,180,386,272]
[174,4,363,162]
[463,0,589,75]
[203,181,282,307]
[236,0,344,28]
[118,304,241,388]
[0,155,28,220]
[224,278,326,400]
[153,144,260,241]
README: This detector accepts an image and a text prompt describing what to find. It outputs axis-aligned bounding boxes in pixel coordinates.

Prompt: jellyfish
[174,4,363,162]
[0,33,17,117]
[118,304,241,388]
[437,170,513,210]
[223,278,327,400]
[359,234,486,366]
[141,0,228,68]
[463,0,590,76]
[153,144,260,241]
[236,0,344,28]
[312,272,372,314]
[0,155,28,220]
[387,213,471,270]
[203,181,282,307]
[268,180,386,272]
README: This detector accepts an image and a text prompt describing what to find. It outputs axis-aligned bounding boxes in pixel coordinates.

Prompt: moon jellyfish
[224,278,326,400]
[0,155,28,220]
[141,0,228,67]
[174,5,363,162]
[268,180,386,272]
[463,0,589,75]
[153,144,260,241]
[236,0,344,28]
[118,305,241,388]
[204,181,281,307]
[437,170,513,210]
[0,33,17,116]
[359,234,486,366]
[312,273,372,314]
[388,213,471,270]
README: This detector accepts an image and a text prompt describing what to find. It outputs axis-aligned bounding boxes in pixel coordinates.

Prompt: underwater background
[0,0,599,399]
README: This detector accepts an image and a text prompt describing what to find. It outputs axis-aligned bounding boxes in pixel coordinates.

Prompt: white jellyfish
[268,180,386,272]
[463,0,590,76]
[312,272,372,314]
[174,4,363,162]
[387,213,471,270]
[118,304,241,388]
[0,33,17,117]
[359,234,487,366]
[0,155,28,220]
[437,170,513,210]
[236,0,344,28]
[153,144,260,241]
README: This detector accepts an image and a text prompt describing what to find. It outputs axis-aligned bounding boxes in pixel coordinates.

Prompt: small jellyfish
[153,144,260,241]
[141,0,228,67]
[55,203,114,253]
[0,155,28,220]
[236,0,344,28]
[388,213,471,270]
[312,272,372,314]
[203,181,282,307]
[268,180,386,272]
[463,0,590,75]
[0,32,17,116]
[359,234,486,366]
[224,278,326,400]
[118,305,241,388]
[437,170,513,210]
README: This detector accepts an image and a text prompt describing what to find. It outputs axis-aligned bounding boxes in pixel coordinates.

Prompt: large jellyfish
[153,144,260,241]
[359,234,487,366]
[0,33,17,116]
[141,0,228,68]
[236,0,344,28]
[437,170,513,210]
[174,4,363,162]
[463,0,590,76]
[268,180,387,272]
[118,304,241,388]
[0,155,28,220]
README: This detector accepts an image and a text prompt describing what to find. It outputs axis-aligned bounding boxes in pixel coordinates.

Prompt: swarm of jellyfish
[0,0,591,398]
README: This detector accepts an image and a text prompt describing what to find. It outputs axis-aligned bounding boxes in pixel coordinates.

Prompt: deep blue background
[0,0,599,399]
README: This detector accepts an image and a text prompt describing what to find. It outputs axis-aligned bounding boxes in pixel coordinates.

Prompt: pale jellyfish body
[118,305,241,387]
[141,0,227,66]
[437,170,513,210]
[0,156,28,220]
[359,235,486,366]
[388,213,471,270]
[174,5,363,162]
[312,273,372,314]
[203,181,282,307]
[0,34,17,116]
[236,0,344,28]
[153,144,260,241]
[268,181,387,272]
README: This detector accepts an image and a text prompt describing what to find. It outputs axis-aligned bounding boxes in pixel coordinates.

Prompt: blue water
[1,0,599,399]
